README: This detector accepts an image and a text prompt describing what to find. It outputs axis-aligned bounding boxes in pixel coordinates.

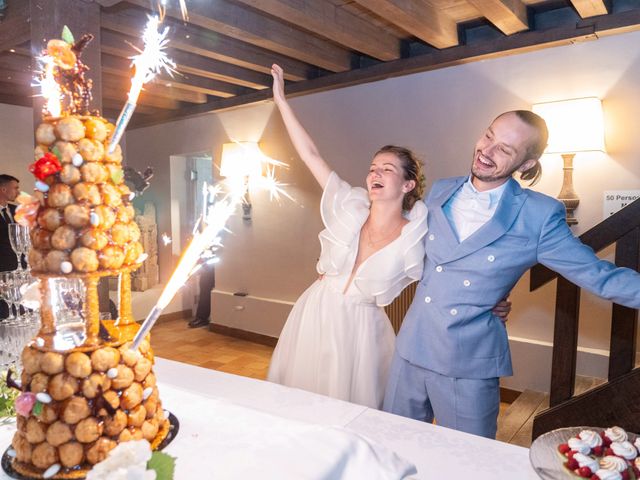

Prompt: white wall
[123,30,640,390]
[0,104,35,191]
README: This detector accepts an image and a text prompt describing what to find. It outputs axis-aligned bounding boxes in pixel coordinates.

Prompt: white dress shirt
[443,177,508,242]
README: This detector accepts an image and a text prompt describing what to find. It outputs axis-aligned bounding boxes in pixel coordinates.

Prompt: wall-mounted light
[532,97,606,225]
[220,142,265,222]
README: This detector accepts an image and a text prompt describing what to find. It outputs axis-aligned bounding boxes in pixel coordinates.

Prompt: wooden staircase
[529,198,640,440]
[497,376,605,447]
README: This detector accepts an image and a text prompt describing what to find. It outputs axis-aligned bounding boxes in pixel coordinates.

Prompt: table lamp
[532,97,606,225]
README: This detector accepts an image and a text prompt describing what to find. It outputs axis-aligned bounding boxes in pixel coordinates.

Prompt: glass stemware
[8,223,30,271]
[0,271,17,322]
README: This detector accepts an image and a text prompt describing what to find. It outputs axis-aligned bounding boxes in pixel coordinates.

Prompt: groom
[383,110,640,438]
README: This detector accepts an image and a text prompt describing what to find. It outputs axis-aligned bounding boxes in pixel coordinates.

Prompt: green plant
[0,369,18,422]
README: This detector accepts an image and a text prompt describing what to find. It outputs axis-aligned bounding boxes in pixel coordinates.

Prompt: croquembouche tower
[7,31,170,479]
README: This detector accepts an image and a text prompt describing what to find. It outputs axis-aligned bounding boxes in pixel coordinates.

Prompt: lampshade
[219,142,264,178]
[532,97,606,154]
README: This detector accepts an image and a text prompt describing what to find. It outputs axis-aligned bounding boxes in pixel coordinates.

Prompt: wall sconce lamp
[532,97,606,226]
[219,142,264,222]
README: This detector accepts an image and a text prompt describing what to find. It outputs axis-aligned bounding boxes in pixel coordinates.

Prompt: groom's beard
[470,150,522,184]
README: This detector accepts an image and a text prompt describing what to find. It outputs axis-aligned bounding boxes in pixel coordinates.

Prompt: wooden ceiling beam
[0,1,30,52]
[0,94,33,108]
[102,98,166,117]
[568,0,608,18]
[231,0,401,61]
[0,80,33,98]
[11,42,32,58]
[100,50,244,98]
[123,0,353,72]
[169,50,268,91]
[102,83,181,110]
[102,72,208,104]
[466,0,529,35]
[0,69,34,88]
[353,0,458,49]
[99,31,265,93]
[130,7,640,128]
[158,74,238,99]
[0,52,32,75]
[100,8,312,81]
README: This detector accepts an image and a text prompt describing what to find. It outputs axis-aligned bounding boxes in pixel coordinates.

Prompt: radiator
[212,282,417,339]
[384,282,417,334]
[211,291,294,338]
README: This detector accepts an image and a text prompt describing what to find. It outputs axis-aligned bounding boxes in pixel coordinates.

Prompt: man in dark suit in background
[189,263,215,328]
[0,174,21,320]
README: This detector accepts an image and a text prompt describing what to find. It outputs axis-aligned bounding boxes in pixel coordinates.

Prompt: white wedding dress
[267,172,428,408]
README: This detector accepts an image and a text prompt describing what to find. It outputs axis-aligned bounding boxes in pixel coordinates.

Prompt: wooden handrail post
[549,278,581,407]
[608,227,640,380]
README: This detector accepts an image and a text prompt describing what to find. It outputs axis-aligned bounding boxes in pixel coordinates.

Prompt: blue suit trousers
[383,350,500,438]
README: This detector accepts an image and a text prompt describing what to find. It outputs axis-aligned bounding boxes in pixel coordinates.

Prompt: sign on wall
[603,190,640,220]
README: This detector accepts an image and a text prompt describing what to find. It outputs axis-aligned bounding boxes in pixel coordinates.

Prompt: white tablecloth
[1,358,539,479]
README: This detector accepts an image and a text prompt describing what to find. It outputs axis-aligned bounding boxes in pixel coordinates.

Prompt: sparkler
[131,185,241,350]
[131,157,293,350]
[107,16,176,154]
[33,56,62,118]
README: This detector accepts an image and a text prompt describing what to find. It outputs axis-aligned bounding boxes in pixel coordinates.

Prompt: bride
[267,64,508,408]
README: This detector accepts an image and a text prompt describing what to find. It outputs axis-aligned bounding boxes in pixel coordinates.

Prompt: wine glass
[0,271,16,322]
[8,224,29,271]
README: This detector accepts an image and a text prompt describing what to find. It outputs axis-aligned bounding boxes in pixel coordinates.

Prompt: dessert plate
[529,426,637,479]
[1,412,179,480]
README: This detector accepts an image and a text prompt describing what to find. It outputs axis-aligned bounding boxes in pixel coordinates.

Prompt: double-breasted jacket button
[428,234,435,241]
[487,255,495,262]
[450,308,458,316]
[463,280,471,287]
[435,265,443,272]
[424,296,432,303]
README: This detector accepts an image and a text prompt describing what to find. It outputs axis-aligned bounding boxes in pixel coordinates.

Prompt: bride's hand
[492,295,512,324]
[271,63,286,104]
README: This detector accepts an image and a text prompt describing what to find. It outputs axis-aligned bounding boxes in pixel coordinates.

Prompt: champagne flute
[0,271,16,322]
[18,225,31,270]
[8,224,28,271]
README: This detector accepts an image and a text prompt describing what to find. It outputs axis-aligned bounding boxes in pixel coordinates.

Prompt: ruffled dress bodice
[317,171,429,306]
[268,171,428,409]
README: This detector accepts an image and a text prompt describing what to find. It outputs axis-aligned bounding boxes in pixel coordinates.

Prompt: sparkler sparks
[254,164,295,203]
[107,15,176,154]
[131,187,242,350]
[33,56,62,118]
[161,233,172,246]
[131,155,294,350]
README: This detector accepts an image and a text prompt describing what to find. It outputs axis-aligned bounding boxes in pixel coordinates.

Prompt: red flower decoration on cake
[29,152,62,180]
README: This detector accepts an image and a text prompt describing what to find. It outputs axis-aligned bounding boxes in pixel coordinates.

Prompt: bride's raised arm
[271,64,332,189]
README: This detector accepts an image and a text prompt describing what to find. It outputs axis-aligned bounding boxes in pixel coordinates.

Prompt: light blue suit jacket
[396,176,640,379]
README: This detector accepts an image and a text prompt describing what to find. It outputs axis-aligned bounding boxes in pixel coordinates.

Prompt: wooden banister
[531,198,640,438]
[608,226,640,380]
